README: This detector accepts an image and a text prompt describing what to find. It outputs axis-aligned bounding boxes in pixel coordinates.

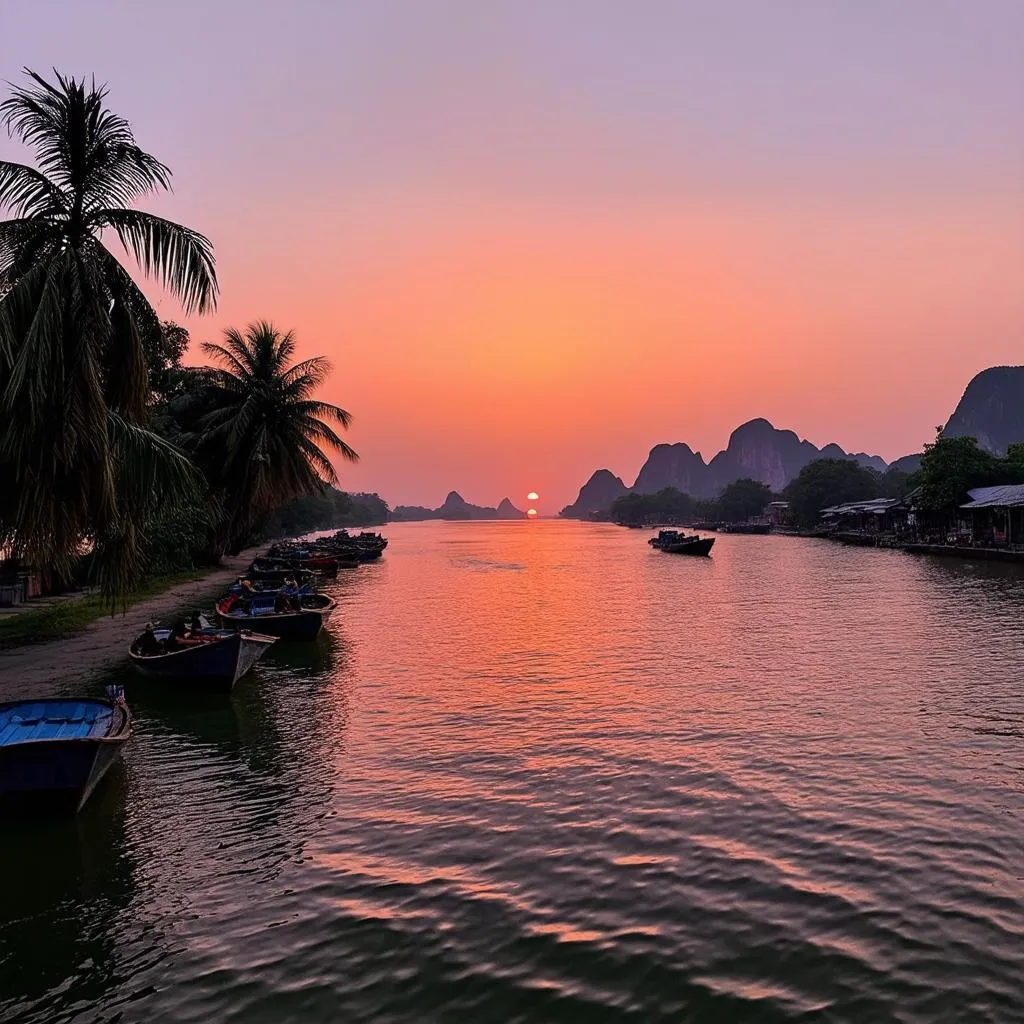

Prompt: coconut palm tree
[0,69,216,594]
[191,321,358,553]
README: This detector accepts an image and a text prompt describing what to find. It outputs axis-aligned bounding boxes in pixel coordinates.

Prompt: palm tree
[0,69,217,594]
[192,321,358,553]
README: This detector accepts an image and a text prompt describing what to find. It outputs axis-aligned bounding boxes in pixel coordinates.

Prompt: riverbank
[0,548,260,693]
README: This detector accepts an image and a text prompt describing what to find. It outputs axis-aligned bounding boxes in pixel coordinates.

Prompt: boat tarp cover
[0,700,113,746]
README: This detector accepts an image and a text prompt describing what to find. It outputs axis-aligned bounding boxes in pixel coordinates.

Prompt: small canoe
[216,593,335,641]
[0,693,132,814]
[128,629,277,692]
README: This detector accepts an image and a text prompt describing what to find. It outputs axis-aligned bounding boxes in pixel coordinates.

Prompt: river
[1,521,1022,1022]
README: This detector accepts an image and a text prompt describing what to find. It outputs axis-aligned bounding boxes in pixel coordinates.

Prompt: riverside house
[958,485,1024,548]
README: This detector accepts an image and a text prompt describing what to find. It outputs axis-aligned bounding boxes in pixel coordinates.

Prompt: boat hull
[0,700,131,814]
[216,597,334,641]
[662,537,715,556]
[129,632,276,692]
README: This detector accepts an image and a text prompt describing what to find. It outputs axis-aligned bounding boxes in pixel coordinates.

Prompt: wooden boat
[662,536,715,556]
[255,557,338,580]
[649,529,715,556]
[0,690,132,814]
[215,593,336,641]
[128,629,276,692]
[247,561,322,585]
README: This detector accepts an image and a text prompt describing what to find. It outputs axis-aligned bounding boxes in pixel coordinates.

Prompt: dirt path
[0,548,261,694]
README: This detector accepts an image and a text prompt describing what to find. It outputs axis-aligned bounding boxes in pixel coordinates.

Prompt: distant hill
[943,366,1024,455]
[561,418,887,517]
[889,453,922,474]
[702,418,880,494]
[559,469,629,518]
[633,443,708,495]
[391,492,525,521]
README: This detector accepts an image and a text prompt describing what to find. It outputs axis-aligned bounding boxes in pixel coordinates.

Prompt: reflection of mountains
[0,778,137,1020]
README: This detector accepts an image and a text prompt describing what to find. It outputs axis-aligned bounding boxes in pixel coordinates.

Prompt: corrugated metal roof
[820,498,899,515]
[961,485,1024,509]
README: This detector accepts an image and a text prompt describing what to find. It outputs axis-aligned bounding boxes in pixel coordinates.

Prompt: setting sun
[527,491,539,501]
[527,508,538,517]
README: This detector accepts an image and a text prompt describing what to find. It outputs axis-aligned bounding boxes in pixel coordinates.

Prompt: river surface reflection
[1,522,1022,1022]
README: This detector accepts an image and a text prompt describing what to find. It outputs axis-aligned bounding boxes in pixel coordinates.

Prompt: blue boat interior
[0,701,113,745]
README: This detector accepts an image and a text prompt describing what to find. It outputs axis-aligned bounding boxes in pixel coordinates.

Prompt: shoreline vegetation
[0,549,260,686]
[589,436,1024,561]
[0,70,359,618]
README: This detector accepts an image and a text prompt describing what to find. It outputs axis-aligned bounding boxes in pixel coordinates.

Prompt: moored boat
[662,536,715,556]
[128,629,277,692]
[247,560,321,585]
[719,522,771,535]
[649,529,715,556]
[0,690,132,814]
[215,593,336,641]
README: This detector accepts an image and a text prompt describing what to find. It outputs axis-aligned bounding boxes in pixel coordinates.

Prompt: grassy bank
[0,569,209,650]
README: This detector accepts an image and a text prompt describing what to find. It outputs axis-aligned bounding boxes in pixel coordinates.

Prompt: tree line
[0,70,357,596]
[609,435,1024,530]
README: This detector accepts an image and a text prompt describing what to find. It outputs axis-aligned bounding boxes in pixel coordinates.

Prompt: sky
[2,1,1023,512]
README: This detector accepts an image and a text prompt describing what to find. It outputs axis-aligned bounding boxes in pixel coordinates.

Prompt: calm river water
[2,522,1023,1022]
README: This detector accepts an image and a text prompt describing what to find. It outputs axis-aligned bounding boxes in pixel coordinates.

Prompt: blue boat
[0,693,132,814]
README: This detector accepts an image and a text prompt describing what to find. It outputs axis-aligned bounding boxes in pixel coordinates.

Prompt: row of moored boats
[0,530,388,815]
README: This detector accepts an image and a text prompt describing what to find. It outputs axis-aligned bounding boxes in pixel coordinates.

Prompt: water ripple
[1,525,1023,1022]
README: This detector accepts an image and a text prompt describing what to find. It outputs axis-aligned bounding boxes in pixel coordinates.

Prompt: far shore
[0,548,261,695]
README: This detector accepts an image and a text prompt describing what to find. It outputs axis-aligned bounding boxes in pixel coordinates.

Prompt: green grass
[0,569,209,650]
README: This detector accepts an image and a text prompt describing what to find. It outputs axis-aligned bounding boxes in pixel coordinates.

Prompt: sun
[527,508,538,517]
[527,491,539,501]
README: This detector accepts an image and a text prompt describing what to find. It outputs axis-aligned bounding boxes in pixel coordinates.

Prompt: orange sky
[172,190,1024,510]
[7,1,1023,512]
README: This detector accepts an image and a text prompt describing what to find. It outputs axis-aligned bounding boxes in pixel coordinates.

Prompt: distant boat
[719,522,771,535]
[128,629,276,692]
[649,529,715,556]
[0,692,132,814]
[215,593,336,641]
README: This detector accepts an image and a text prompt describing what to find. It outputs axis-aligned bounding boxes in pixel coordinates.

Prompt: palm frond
[94,208,217,314]
[279,355,330,394]
[293,398,354,431]
[200,340,252,381]
[0,160,66,218]
[107,411,200,506]
[300,414,359,462]
[0,217,57,284]
[2,69,173,208]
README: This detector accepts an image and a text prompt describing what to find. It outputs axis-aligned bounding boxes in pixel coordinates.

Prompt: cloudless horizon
[3,1,1023,510]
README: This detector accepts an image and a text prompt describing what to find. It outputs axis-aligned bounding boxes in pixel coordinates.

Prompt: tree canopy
[782,459,882,527]
[185,321,358,554]
[715,478,773,523]
[0,69,217,593]
[912,434,1008,513]
[610,487,694,526]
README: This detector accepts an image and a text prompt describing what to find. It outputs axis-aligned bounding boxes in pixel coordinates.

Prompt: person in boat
[189,610,204,636]
[168,620,201,649]
[138,622,161,657]
[280,577,301,611]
